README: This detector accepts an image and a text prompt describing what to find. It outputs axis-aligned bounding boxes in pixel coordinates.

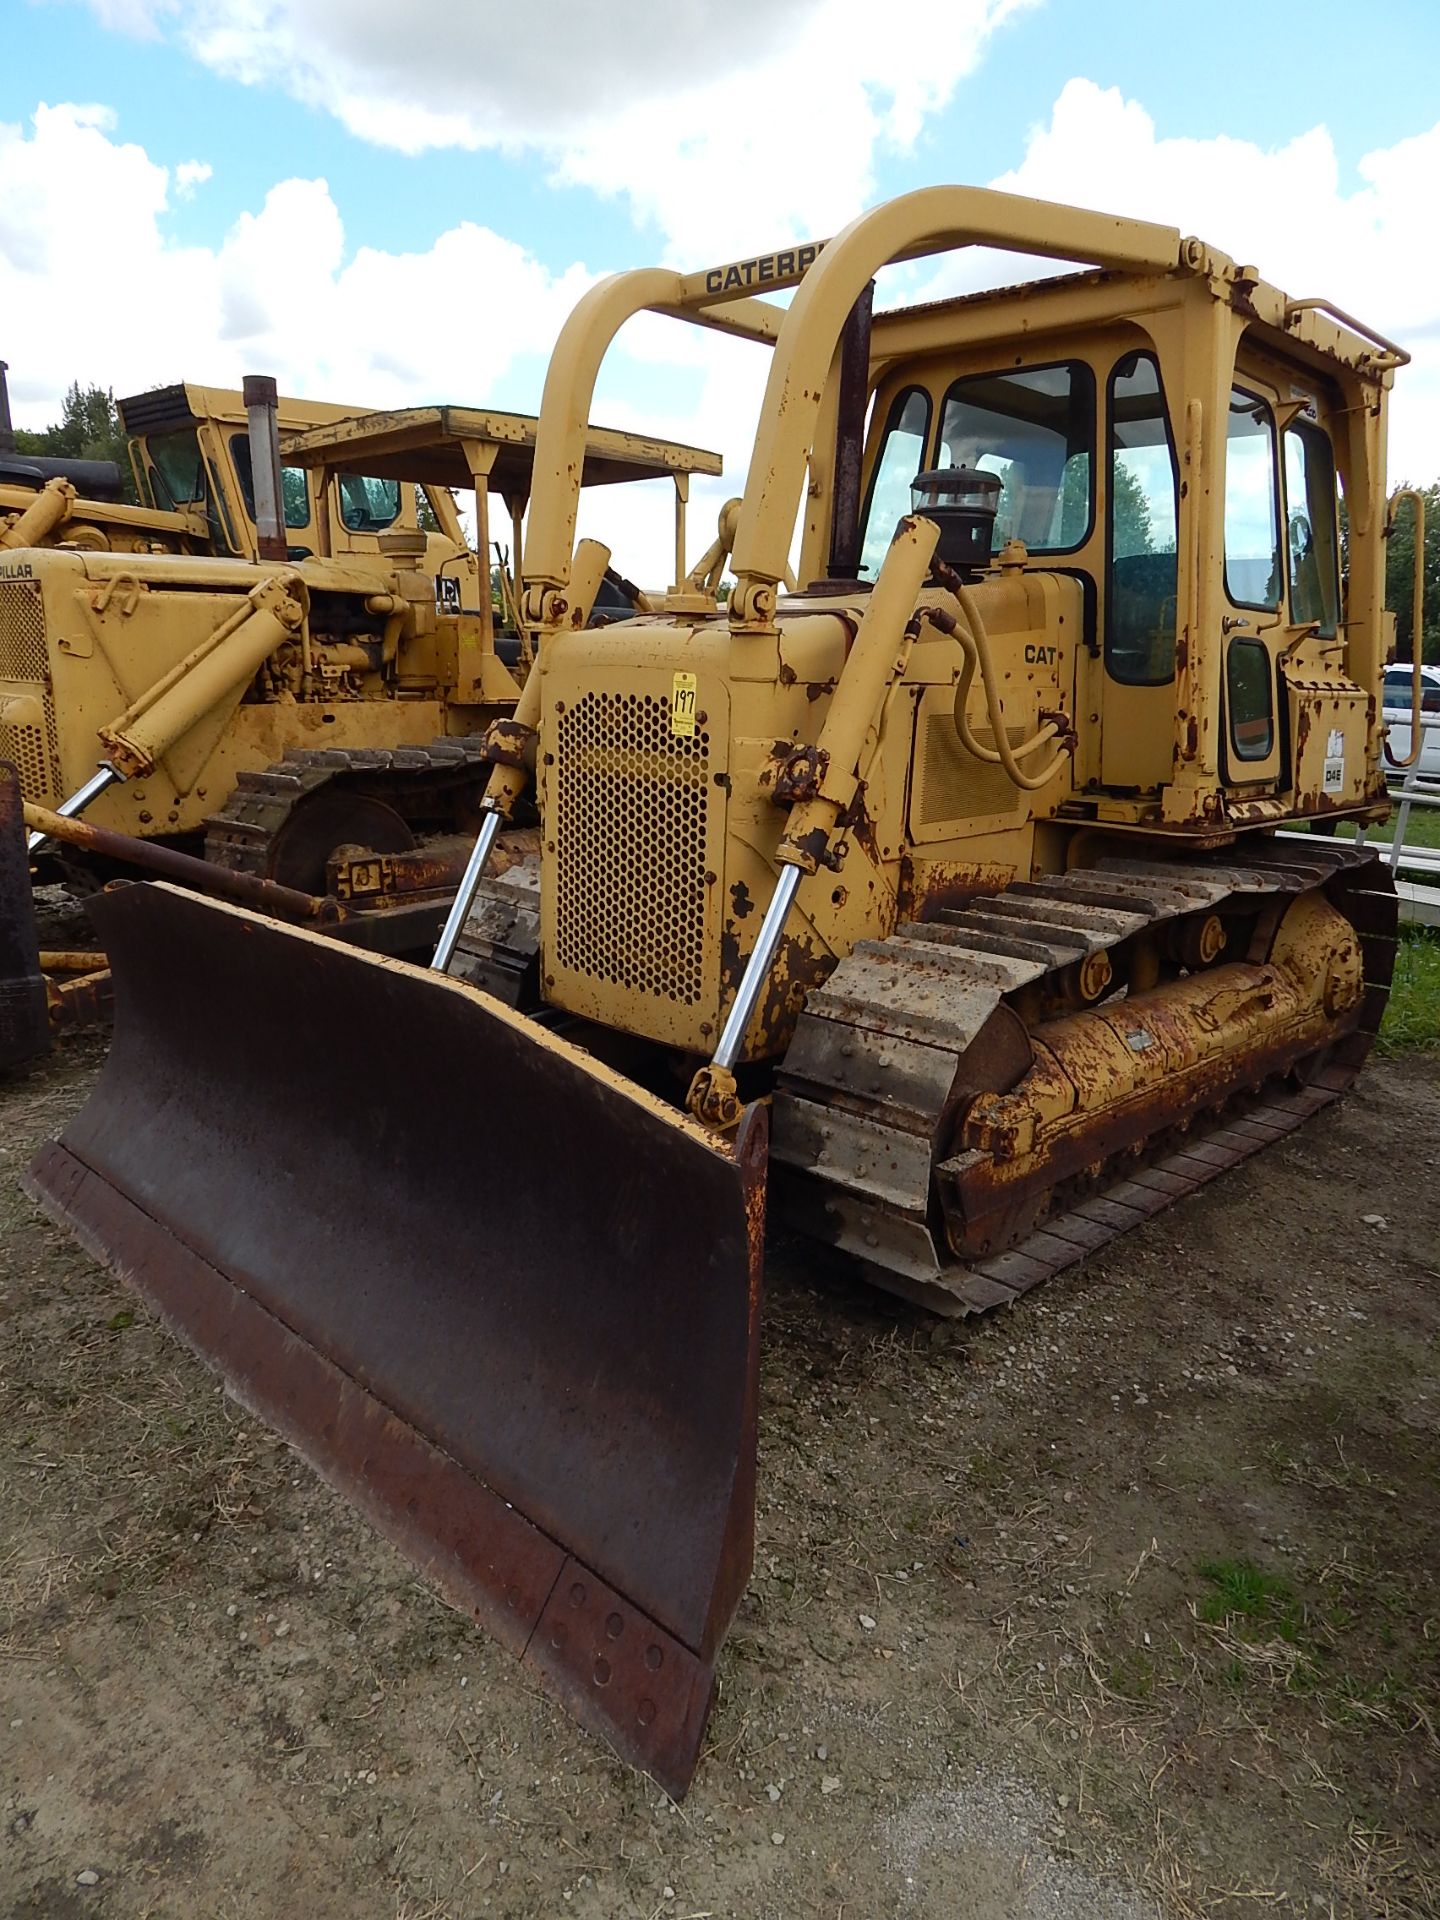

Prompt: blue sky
[5,0,1440,573]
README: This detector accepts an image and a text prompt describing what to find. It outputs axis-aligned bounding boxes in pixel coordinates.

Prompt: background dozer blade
[0,761,51,1072]
[25,881,766,1797]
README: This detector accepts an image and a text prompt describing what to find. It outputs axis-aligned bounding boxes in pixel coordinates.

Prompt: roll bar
[522,185,1184,626]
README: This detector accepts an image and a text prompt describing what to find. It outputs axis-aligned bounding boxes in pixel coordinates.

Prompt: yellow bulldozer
[25,185,1418,1795]
[0,376,719,1059]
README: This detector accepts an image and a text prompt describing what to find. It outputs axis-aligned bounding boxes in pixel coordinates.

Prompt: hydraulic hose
[933,587,1073,793]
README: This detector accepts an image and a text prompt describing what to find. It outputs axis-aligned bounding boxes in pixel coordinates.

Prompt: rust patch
[481,717,537,770]
[750,929,837,1057]
[898,857,1018,923]
[1228,271,1260,320]
[836,784,879,867]
[729,880,755,922]
[772,743,829,806]
[782,825,832,873]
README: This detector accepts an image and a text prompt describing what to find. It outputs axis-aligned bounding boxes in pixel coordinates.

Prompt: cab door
[1215,380,1288,791]
[1098,347,1182,790]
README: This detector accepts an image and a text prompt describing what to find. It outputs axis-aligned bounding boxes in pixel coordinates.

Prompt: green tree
[13,381,136,501]
[1383,482,1440,663]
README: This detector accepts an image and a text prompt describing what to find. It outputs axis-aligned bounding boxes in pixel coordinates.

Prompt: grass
[1378,927,1440,1055]
[1367,804,1440,853]
[1301,804,1440,852]
[1195,1557,1303,1641]
[1294,805,1440,1053]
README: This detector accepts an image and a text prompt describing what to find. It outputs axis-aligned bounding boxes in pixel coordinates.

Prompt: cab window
[146,429,239,552]
[1106,351,1179,685]
[338,473,403,534]
[230,435,311,529]
[936,361,1093,553]
[1224,387,1282,611]
[147,429,206,510]
[1227,637,1274,761]
[858,387,931,580]
[1283,420,1340,636]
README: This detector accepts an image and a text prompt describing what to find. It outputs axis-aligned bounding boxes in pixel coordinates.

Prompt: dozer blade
[0,761,50,1072]
[25,881,766,1797]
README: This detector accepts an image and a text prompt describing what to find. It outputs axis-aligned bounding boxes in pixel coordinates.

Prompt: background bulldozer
[1,375,719,1061]
[27,186,1411,1793]
[0,369,442,560]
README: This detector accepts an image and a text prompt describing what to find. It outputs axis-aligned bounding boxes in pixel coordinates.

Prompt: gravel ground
[2,1039,1437,1919]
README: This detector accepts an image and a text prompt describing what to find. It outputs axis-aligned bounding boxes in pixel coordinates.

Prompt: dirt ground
[2,1040,1437,1920]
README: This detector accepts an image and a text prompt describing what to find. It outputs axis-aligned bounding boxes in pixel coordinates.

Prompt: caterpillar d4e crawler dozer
[1,381,717,1063]
[27,186,1410,1793]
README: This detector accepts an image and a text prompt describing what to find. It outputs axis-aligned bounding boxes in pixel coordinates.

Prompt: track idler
[25,881,766,1796]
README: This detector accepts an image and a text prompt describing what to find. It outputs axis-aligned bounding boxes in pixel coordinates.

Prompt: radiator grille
[0,581,49,682]
[918,713,1027,826]
[554,691,710,1005]
[0,582,59,804]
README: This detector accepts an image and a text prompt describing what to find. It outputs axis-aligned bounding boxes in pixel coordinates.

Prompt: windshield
[936,361,1094,552]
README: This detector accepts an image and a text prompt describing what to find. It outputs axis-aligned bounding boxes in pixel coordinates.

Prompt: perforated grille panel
[0,715,50,801]
[0,582,59,804]
[0,582,49,682]
[916,712,1027,829]
[554,691,711,1005]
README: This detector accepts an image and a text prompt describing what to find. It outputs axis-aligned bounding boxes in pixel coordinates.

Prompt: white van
[1381,663,1440,779]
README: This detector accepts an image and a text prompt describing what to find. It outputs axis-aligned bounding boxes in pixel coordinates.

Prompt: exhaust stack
[243,373,287,562]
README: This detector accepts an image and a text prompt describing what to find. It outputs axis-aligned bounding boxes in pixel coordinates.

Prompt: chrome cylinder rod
[429,808,503,973]
[26,763,121,853]
[711,860,803,1071]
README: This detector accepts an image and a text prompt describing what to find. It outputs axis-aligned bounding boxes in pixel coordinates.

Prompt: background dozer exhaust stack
[28,184,1409,1789]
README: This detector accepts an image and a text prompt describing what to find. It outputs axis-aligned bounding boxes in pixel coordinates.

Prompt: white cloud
[978,81,1440,483]
[0,100,719,584]
[6,81,1440,587]
[0,102,593,413]
[75,0,1035,258]
[173,157,212,198]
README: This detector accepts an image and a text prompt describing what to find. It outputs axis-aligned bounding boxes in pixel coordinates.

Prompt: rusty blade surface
[25,881,765,1797]
[0,761,50,1071]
